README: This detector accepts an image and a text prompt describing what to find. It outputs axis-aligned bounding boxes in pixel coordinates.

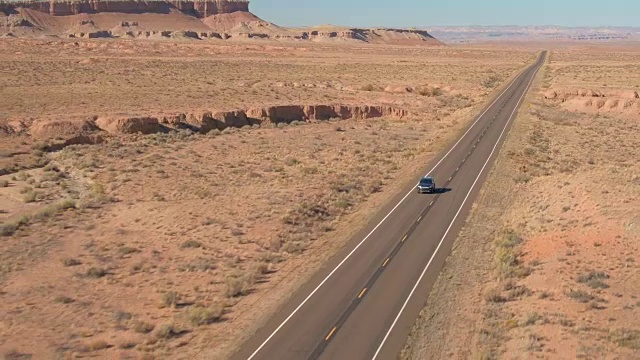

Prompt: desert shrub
[0,180,8,187]
[186,304,224,326]
[483,74,502,88]
[117,246,140,256]
[523,312,542,326]
[418,86,443,97]
[85,267,107,278]
[4,349,33,359]
[608,329,640,350]
[251,261,271,276]
[180,240,202,249]
[155,323,180,339]
[162,291,180,308]
[22,190,38,203]
[54,295,75,304]
[567,289,594,303]
[495,230,523,248]
[301,166,318,175]
[225,274,254,298]
[133,321,155,334]
[284,157,300,166]
[360,84,378,91]
[0,216,30,237]
[484,288,506,303]
[32,199,76,221]
[577,271,609,289]
[62,258,82,267]
[282,239,308,254]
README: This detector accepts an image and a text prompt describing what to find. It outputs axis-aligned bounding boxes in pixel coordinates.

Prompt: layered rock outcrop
[95,116,163,134]
[0,0,249,18]
[544,88,640,116]
[25,104,409,141]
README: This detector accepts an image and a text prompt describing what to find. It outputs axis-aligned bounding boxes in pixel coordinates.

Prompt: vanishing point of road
[232,51,547,360]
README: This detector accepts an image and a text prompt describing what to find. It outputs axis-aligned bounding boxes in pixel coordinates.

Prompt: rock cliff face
[0,0,249,18]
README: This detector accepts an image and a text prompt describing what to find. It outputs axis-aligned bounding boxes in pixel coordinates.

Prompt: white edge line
[371,58,541,360]
[245,61,530,360]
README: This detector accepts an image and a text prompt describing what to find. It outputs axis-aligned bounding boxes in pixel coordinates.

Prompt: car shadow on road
[434,188,452,194]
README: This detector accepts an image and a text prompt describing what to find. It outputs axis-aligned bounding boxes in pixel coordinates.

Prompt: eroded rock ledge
[18,104,409,147]
[0,0,249,18]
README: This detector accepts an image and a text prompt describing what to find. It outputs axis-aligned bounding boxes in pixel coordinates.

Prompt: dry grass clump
[608,329,640,350]
[577,271,610,289]
[154,323,182,340]
[53,295,74,304]
[566,289,595,303]
[484,288,507,303]
[78,340,110,352]
[181,240,203,249]
[133,320,155,334]
[162,291,181,308]
[225,273,255,298]
[186,304,225,326]
[85,267,107,279]
[493,229,531,279]
[62,258,82,267]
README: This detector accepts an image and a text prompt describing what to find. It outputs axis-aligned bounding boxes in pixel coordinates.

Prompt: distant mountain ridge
[426,25,640,43]
[0,0,442,45]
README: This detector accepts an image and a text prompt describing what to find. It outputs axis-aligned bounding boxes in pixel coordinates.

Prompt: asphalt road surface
[232,51,546,360]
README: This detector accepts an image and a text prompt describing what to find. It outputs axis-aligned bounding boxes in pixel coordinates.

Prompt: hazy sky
[251,1,639,28]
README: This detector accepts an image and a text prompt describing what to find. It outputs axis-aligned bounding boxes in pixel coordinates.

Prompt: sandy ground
[402,46,640,359]
[0,38,535,359]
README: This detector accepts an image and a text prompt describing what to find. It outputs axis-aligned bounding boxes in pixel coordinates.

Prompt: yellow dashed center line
[358,288,368,299]
[382,258,390,267]
[402,234,408,242]
[325,327,337,341]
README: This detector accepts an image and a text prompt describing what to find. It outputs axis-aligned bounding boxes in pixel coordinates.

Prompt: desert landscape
[2,1,638,359]
[403,46,640,358]
[0,1,542,359]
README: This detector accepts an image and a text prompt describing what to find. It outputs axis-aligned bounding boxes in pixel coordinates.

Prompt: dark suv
[417,176,436,194]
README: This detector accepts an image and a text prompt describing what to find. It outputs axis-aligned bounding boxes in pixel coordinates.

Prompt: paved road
[232,51,546,360]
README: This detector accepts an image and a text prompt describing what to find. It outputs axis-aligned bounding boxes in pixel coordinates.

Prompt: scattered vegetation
[22,190,38,203]
[577,271,610,289]
[494,230,530,279]
[85,267,108,279]
[567,289,595,303]
[162,291,181,308]
[523,312,542,326]
[186,304,225,326]
[484,288,507,303]
[53,295,74,304]
[180,240,202,249]
[482,74,502,89]
[154,323,181,340]
[133,320,155,334]
[225,273,254,298]
[608,328,640,350]
[78,340,110,352]
[3,349,33,360]
[62,258,82,267]
[117,246,140,256]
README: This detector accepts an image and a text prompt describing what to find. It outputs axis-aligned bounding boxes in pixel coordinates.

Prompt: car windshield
[420,178,433,184]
